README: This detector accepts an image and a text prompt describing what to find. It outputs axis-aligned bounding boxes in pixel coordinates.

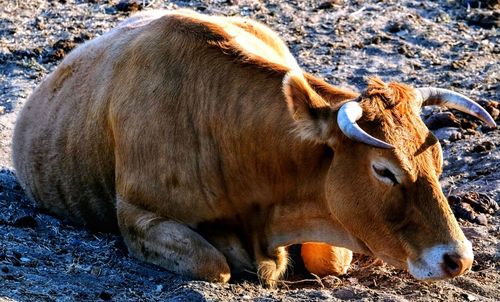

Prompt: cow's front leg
[116,197,231,282]
[301,243,352,277]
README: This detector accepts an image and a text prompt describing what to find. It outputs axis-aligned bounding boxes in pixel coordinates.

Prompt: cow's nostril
[442,253,471,277]
[443,254,459,271]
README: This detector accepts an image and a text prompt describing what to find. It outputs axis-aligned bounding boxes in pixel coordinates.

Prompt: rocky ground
[0,0,499,301]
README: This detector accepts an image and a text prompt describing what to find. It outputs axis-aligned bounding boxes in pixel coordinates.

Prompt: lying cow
[12,10,496,287]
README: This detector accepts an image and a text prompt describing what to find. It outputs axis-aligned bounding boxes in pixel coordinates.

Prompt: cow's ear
[283,72,335,142]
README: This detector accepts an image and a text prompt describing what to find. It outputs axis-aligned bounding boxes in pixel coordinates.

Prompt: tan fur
[13,10,472,286]
[301,243,352,277]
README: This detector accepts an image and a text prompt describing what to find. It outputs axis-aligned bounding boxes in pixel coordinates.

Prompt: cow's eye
[372,165,399,185]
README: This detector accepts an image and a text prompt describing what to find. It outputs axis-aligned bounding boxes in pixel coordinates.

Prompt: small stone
[3,274,18,281]
[466,11,500,29]
[398,44,415,58]
[387,21,405,33]
[461,0,500,9]
[12,215,37,228]
[99,291,112,301]
[448,195,461,206]
[34,18,46,30]
[73,33,92,44]
[51,49,66,61]
[11,258,20,267]
[334,288,357,300]
[453,202,476,222]
[20,257,30,263]
[462,192,499,214]
[425,112,460,130]
[489,108,499,121]
[155,284,163,292]
[53,39,76,53]
[317,1,343,10]
[459,119,478,130]
[463,293,477,301]
[115,1,143,12]
[474,214,488,226]
[91,266,102,277]
[471,141,494,153]
[432,127,462,141]
[12,251,21,259]
[449,131,463,142]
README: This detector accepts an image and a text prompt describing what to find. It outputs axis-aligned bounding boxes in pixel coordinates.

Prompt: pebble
[432,127,462,141]
[463,0,499,9]
[99,290,112,300]
[425,112,460,130]
[12,215,37,228]
[449,192,498,225]
[316,1,343,10]
[333,288,357,300]
[91,266,102,277]
[476,100,499,124]
[466,11,500,29]
[459,119,478,130]
[471,141,495,153]
[453,202,476,222]
[489,107,499,121]
[52,39,76,53]
[20,257,30,263]
[12,251,21,259]
[474,214,488,226]
[464,293,477,301]
[462,192,499,214]
[115,0,143,12]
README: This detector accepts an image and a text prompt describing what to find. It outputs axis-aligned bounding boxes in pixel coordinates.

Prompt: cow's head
[283,73,496,280]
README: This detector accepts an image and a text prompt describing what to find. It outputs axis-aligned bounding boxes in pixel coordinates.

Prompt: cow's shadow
[0,167,335,297]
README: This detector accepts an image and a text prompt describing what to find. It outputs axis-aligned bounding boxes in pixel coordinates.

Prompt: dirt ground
[0,0,499,301]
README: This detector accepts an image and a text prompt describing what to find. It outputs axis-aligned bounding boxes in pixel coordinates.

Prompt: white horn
[337,101,394,149]
[417,87,496,128]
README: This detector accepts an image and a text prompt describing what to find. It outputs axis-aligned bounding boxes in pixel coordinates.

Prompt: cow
[12,10,496,287]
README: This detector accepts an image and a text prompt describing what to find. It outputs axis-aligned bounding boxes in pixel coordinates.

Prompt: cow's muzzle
[407,239,473,280]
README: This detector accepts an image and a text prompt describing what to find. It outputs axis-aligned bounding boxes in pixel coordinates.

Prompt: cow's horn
[337,101,395,149]
[417,87,496,128]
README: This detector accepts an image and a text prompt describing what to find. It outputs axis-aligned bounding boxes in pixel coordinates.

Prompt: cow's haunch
[13,10,495,286]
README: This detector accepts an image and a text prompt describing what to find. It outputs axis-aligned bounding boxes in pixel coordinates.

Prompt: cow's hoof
[257,247,288,288]
[208,271,231,283]
[301,243,353,277]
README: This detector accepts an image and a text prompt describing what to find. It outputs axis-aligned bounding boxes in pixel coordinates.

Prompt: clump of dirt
[115,0,144,13]
[449,192,499,225]
[0,0,499,301]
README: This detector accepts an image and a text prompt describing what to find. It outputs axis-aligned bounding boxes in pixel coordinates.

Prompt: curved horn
[417,87,496,128]
[337,101,394,149]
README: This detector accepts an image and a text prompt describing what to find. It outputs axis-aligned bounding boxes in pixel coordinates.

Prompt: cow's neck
[263,197,373,256]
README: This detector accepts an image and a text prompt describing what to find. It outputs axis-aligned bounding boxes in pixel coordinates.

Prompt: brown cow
[12,10,495,287]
